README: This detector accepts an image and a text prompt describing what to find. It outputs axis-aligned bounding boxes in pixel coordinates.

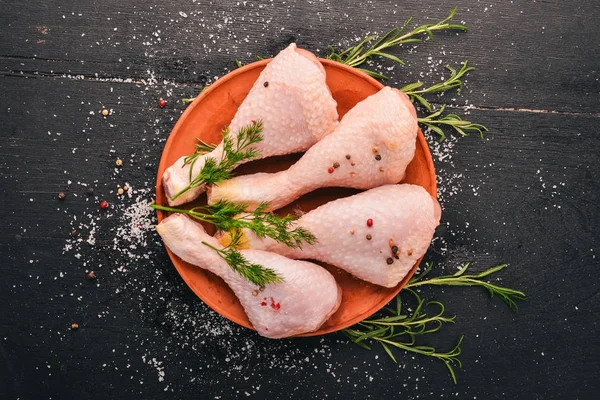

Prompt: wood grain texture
[0,1,599,399]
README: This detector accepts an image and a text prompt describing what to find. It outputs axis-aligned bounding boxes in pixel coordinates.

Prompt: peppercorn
[158,98,167,108]
[123,185,129,191]
[252,290,258,296]
[115,158,123,167]
[263,81,269,87]
[58,192,66,200]
[375,154,382,161]
[71,323,79,330]
[351,161,356,166]
[350,229,355,235]
[259,286,265,292]
[372,146,379,153]
[101,109,109,117]
[367,218,373,227]
[366,234,372,240]
[87,271,96,280]
[333,162,340,168]
[391,245,399,254]
[99,200,108,209]
[117,188,124,195]
[345,154,351,160]
[386,258,394,265]
[407,249,413,256]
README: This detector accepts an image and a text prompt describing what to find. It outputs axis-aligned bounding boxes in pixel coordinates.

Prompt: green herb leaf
[170,120,264,201]
[343,263,525,383]
[407,263,526,311]
[326,8,467,77]
[151,200,316,250]
[202,239,283,287]
[417,105,488,141]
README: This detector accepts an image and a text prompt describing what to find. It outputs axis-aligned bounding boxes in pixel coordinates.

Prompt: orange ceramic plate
[155,58,437,336]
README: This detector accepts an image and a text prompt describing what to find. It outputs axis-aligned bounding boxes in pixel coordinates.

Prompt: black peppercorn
[386,257,394,265]
[375,154,382,161]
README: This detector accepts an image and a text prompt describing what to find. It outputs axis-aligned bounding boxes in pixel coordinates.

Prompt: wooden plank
[1,0,599,113]
[1,74,598,398]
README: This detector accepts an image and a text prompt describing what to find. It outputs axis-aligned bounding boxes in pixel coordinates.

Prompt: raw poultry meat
[155,213,342,338]
[207,86,418,211]
[162,43,338,206]
[217,184,441,288]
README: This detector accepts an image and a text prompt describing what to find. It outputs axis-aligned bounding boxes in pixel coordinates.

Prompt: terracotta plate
[155,58,437,336]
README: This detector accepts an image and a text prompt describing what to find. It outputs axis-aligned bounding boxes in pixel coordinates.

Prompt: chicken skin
[162,43,338,206]
[156,214,342,338]
[208,87,418,211]
[218,184,440,288]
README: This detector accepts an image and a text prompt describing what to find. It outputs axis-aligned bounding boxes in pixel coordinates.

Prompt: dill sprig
[343,262,525,383]
[151,200,316,286]
[151,200,316,249]
[170,120,264,201]
[407,262,526,311]
[202,232,283,287]
[401,61,474,111]
[326,8,467,79]
[181,138,218,167]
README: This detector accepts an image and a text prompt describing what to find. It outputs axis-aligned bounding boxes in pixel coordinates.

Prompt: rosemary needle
[407,262,527,311]
[400,61,475,111]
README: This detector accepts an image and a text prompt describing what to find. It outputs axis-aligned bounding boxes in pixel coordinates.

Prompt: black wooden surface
[1,1,599,399]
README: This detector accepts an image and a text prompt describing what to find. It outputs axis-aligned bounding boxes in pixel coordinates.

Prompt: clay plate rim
[154,57,437,336]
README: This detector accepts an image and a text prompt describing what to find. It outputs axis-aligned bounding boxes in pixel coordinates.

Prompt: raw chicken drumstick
[155,214,342,338]
[162,43,338,206]
[207,86,418,211]
[217,184,441,288]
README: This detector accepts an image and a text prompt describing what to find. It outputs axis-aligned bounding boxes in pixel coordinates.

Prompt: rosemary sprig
[151,200,316,249]
[407,262,526,311]
[395,62,487,140]
[401,61,474,111]
[202,232,283,287]
[170,120,264,201]
[343,263,525,383]
[326,8,467,79]
[344,288,463,383]
[418,105,488,141]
